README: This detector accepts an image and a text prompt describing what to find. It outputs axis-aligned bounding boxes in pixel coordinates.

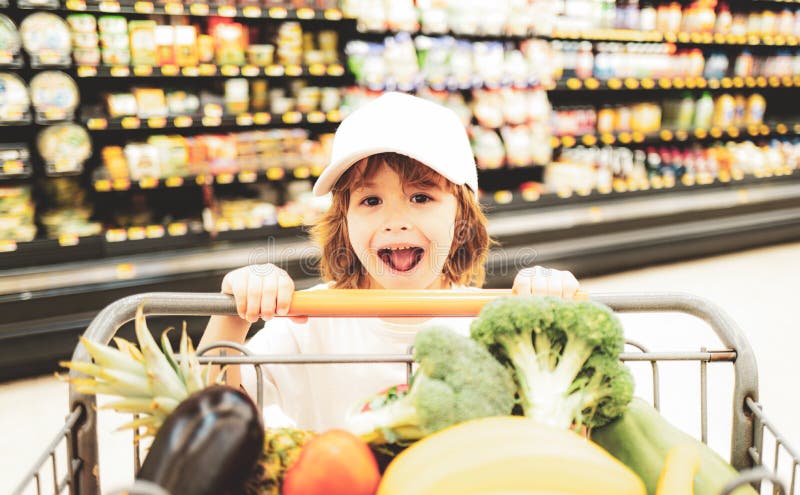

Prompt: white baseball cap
[312,92,479,196]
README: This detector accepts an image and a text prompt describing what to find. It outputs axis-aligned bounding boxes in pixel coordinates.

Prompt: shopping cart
[12,290,800,495]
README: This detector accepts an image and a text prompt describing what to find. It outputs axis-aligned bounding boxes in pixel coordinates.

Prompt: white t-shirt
[241,283,475,432]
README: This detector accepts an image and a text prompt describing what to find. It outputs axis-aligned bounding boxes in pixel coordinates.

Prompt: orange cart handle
[286,289,589,317]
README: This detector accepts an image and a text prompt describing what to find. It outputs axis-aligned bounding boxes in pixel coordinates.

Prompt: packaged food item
[106,93,137,117]
[693,91,714,129]
[166,91,199,116]
[132,88,167,118]
[29,71,79,120]
[98,16,130,66]
[0,73,30,121]
[247,44,274,67]
[174,25,198,67]
[224,78,249,114]
[197,34,215,64]
[713,93,735,128]
[128,20,157,66]
[124,142,160,180]
[20,12,71,65]
[154,25,175,66]
[745,93,766,125]
[101,146,130,180]
[0,14,21,63]
[37,123,92,173]
[212,21,247,66]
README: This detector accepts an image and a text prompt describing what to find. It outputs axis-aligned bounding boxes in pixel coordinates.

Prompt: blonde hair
[309,153,492,289]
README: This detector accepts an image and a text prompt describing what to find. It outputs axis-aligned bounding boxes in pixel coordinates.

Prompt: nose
[383,209,410,232]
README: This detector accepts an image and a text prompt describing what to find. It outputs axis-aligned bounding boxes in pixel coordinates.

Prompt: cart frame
[12,290,800,495]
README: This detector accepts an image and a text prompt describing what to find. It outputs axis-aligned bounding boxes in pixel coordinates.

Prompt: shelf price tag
[238,171,257,183]
[174,116,193,128]
[99,0,121,11]
[3,160,23,174]
[77,66,98,78]
[134,0,154,12]
[769,76,781,87]
[744,76,756,87]
[146,225,165,239]
[307,111,325,123]
[128,227,146,241]
[188,2,209,14]
[139,177,158,189]
[561,135,577,148]
[566,78,582,90]
[253,112,271,125]
[640,78,654,89]
[268,6,288,18]
[199,64,217,76]
[494,190,514,204]
[195,175,210,185]
[584,77,599,90]
[721,77,733,88]
[600,133,615,145]
[327,64,345,76]
[658,78,672,89]
[324,8,343,20]
[297,7,315,18]
[707,78,720,89]
[94,179,111,192]
[710,127,723,138]
[733,77,744,88]
[161,65,179,76]
[776,123,788,134]
[672,78,686,89]
[110,66,130,77]
[121,117,140,129]
[718,170,731,182]
[756,76,768,87]
[581,134,597,146]
[326,109,343,122]
[243,6,261,17]
[106,229,127,242]
[216,173,234,184]
[87,118,108,130]
[309,63,326,76]
[624,78,640,89]
[550,136,561,148]
[242,65,260,77]
[236,113,254,126]
[607,78,622,90]
[293,166,311,179]
[675,130,688,141]
[66,0,87,9]
[678,32,690,43]
[782,76,793,87]
[168,222,188,236]
[311,164,324,177]
[165,176,184,187]
[218,4,236,16]
[182,66,200,77]
[147,117,166,129]
[133,65,153,76]
[617,132,631,144]
[266,167,285,180]
[221,65,240,76]
[58,234,80,247]
[286,64,303,76]
[632,131,645,143]
[202,115,222,127]
[694,128,708,139]
[760,125,771,136]
[113,178,131,190]
[0,240,17,252]
[282,111,303,124]
[727,127,740,138]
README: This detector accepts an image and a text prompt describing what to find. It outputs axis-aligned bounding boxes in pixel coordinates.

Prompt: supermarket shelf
[550,74,800,92]
[357,27,800,47]
[551,121,800,149]
[82,109,343,131]
[92,165,322,192]
[72,62,347,79]
[56,0,346,21]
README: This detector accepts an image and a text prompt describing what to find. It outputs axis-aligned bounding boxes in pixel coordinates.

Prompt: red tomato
[282,429,380,495]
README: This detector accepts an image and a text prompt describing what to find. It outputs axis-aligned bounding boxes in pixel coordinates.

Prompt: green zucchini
[591,398,757,495]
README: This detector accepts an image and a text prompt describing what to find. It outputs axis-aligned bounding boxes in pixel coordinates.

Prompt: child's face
[346,163,458,290]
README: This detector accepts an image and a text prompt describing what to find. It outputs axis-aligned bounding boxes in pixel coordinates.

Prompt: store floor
[4,242,800,494]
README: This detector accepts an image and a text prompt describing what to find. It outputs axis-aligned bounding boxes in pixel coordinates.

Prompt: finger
[229,273,248,320]
[530,266,549,296]
[259,269,279,321]
[512,270,533,295]
[289,316,309,324]
[246,271,262,323]
[275,270,295,316]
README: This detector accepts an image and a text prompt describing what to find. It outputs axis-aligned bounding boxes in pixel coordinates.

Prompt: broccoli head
[470,296,633,431]
[345,326,517,445]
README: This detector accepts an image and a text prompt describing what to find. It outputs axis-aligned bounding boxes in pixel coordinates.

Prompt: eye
[360,196,381,207]
[411,193,432,204]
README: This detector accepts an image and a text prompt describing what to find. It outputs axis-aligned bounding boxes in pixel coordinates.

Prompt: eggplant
[137,385,264,495]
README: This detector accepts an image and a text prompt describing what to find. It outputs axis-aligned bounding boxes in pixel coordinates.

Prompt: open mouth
[377,246,425,273]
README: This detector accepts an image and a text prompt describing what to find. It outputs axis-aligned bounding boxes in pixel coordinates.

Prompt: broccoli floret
[345,326,517,445]
[470,296,633,431]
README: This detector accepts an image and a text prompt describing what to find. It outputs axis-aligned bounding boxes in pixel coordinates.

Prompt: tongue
[389,249,419,272]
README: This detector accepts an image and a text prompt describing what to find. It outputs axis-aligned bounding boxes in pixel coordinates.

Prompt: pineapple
[243,427,316,495]
[61,304,317,493]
